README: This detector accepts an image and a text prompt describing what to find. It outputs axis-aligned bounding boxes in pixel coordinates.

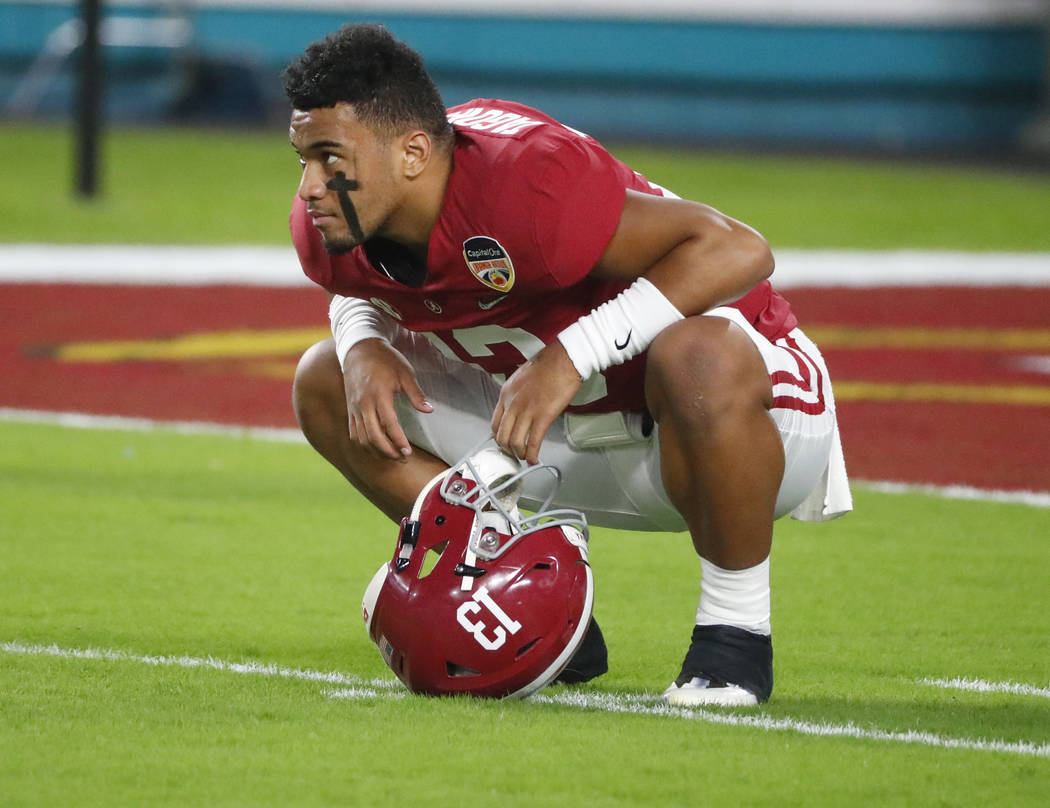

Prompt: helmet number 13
[456,586,522,651]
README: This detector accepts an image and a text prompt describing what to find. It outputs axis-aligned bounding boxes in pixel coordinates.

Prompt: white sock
[695,556,771,636]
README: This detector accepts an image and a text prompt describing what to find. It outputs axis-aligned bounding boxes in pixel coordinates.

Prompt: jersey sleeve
[527,136,627,289]
[290,195,333,289]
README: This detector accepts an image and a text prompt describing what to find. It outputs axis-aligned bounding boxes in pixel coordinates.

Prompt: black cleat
[662,624,772,706]
[553,616,608,684]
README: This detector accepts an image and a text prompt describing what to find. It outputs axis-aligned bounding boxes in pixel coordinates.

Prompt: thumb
[402,373,433,413]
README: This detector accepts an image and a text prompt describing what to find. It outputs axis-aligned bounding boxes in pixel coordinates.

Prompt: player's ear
[400,131,431,179]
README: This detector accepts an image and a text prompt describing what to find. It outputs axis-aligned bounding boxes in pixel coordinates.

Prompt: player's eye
[324,153,339,167]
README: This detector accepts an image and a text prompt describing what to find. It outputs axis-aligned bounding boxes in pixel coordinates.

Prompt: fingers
[347,396,412,461]
[492,406,548,465]
[373,397,414,459]
[340,343,430,461]
[493,382,552,465]
[404,376,434,414]
[520,414,551,465]
[489,400,504,441]
[490,347,580,465]
[347,409,396,461]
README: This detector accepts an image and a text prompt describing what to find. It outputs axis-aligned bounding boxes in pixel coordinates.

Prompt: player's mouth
[308,210,340,227]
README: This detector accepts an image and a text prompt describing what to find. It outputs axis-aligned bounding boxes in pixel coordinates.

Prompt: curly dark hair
[281,23,452,144]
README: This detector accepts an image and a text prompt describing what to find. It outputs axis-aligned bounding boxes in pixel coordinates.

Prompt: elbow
[754,233,775,285]
[699,205,774,288]
[735,223,774,288]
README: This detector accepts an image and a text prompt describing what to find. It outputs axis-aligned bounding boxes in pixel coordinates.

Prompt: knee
[292,338,343,427]
[645,317,771,423]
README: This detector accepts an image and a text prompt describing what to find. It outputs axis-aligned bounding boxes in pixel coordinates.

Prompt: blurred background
[2,1,1049,494]
[2,0,1049,159]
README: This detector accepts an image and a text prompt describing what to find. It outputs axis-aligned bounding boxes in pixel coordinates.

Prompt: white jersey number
[426,325,608,406]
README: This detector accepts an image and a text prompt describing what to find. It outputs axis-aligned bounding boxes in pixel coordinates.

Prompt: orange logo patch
[462,236,515,292]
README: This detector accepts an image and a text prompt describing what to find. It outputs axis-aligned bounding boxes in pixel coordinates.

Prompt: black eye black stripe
[326,171,366,243]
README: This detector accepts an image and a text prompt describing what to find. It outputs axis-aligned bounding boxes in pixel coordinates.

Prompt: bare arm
[492,190,773,463]
[592,189,774,313]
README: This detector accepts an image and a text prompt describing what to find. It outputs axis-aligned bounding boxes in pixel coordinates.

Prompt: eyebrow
[295,139,344,152]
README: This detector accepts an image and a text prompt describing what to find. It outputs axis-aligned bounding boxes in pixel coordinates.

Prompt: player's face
[290,103,404,254]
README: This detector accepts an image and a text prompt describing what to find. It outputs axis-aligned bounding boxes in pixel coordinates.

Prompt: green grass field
[2,123,1050,249]
[2,420,1048,806]
[2,123,1049,805]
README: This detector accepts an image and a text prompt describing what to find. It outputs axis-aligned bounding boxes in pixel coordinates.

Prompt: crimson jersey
[291,99,796,413]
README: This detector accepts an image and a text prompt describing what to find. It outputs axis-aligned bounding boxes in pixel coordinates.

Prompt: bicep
[592,190,736,282]
[591,189,773,315]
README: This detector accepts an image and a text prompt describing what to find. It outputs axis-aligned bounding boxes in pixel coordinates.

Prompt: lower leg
[646,318,784,702]
[657,384,781,640]
[646,318,783,572]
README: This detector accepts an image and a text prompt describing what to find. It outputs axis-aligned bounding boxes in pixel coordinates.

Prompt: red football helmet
[361,444,593,699]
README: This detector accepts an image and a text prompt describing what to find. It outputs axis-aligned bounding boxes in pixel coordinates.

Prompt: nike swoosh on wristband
[478,294,509,310]
[614,330,632,350]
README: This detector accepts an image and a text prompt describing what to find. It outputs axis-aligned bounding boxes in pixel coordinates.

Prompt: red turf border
[3,283,1048,491]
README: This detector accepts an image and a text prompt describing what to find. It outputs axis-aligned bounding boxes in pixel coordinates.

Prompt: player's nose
[297,163,327,201]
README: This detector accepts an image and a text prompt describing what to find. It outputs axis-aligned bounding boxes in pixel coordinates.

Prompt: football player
[285,23,852,705]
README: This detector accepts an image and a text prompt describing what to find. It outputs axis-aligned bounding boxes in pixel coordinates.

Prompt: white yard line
[0,640,399,690]
[0,244,310,287]
[4,406,1048,508]
[3,640,1048,758]
[921,677,1050,700]
[858,480,1050,509]
[529,691,1050,758]
[325,686,407,700]
[2,245,1050,287]
[0,407,306,443]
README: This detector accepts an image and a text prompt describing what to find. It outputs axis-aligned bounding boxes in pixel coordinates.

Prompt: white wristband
[329,295,396,368]
[556,278,684,379]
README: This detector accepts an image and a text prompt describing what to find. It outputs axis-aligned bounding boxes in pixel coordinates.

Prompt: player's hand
[341,339,432,461]
[492,340,581,465]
